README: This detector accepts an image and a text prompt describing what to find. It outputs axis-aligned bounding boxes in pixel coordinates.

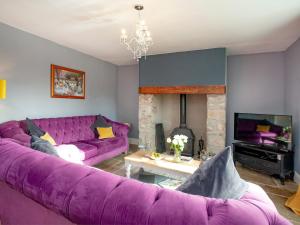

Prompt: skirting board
[294,171,300,184]
[128,138,139,145]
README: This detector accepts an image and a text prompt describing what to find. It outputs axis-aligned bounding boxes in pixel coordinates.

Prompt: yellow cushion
[256,125,270,132]
[97,127,115,139]
[40,132,56,145]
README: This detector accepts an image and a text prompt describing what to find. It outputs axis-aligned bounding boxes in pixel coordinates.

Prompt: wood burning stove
[170,94,195,157]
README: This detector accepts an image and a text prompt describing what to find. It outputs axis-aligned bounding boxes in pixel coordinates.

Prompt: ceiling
[0,0,300,65]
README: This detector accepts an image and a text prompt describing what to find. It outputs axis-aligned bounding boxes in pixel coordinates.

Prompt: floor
[95,145,300,225]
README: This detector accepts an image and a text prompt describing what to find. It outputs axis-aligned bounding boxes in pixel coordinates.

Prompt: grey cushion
[90,114,110,135]
[26,118,45,137]
[177,146,248,199]
[31,135,59,156]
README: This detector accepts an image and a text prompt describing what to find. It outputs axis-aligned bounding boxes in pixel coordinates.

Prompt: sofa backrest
[20,115,97,145]
[0,139,291,225]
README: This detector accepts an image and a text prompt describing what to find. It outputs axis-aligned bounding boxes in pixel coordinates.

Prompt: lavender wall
[285,38,300,175]
[117,65,139,138]
[226,53,286,146]
[0,22,118,123]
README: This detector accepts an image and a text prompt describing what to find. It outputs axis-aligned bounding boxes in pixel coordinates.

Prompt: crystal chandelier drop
[120,4,153,61]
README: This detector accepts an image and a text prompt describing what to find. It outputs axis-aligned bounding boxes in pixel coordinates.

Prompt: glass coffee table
[124,150,201,182]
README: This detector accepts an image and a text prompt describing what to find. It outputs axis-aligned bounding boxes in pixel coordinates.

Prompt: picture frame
[51,64,85,99]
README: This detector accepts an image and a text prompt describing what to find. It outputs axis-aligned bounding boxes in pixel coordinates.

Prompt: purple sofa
[0,138,291,225]
[236,118,283,144]
[0,115,129,166]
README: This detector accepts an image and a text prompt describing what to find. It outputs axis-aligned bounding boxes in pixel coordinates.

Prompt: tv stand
[233,142,294,185]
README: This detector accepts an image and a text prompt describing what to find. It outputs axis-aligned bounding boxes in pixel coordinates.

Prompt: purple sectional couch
[0,115,129,166]
[0,139,291,225]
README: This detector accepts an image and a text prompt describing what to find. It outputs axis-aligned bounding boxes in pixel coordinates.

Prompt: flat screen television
[234,113,293,151]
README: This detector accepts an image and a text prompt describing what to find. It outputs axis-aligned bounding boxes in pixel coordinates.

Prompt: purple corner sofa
[236,118,283,144]
[0,115,129,166]
[0,138,291,225]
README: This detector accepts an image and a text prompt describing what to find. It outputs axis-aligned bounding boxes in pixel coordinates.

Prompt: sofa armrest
[104,117,130,138]
[0,136,31,148]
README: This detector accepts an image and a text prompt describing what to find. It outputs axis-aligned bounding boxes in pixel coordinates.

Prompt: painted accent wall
[139,48,226,86]
[117,65,139,138]
[226,52,286,146]
[0,22,118,123]
[285,38,300,174]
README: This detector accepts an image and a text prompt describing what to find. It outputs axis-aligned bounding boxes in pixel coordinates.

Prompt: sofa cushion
[90,114,110,135]
[71,142,98,160]
[26,118,45,137]
[177,146,249,199]
[256,125,271,132]
[83,137,126,154]
[260,132,277,138]
[97,127,115,139]
[31,136,59,157]
[40,132,57,145]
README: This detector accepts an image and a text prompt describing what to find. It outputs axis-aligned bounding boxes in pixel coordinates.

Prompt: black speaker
[155,123,166,153]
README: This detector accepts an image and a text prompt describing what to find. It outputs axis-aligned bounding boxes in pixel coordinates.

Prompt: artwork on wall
[51,64,85,99]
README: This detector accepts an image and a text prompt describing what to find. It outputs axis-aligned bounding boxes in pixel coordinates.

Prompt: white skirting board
[294,171,300,184]
[128,138,139,145]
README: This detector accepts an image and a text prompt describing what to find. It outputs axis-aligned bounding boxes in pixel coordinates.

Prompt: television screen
[234,113,292,151]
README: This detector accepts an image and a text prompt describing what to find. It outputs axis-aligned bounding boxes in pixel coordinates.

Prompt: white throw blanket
[55,144,84,164]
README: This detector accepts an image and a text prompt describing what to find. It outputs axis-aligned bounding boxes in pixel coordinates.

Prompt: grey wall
[285,38,300,174]
[117,65,139,138]
[0,22,118,123]
[226,52,286,146]
[139,48,226,86]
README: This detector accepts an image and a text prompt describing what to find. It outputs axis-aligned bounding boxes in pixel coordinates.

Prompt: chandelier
[120,4,153,61]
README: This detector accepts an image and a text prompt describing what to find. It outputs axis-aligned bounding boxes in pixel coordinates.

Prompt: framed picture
[51,64,85,99]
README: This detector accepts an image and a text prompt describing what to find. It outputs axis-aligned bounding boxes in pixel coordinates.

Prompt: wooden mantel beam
[139,85,226,94]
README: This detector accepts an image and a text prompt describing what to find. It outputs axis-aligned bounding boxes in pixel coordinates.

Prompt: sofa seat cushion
[83,137,126,154]
[259,132,277,138]
[71,142,98,160]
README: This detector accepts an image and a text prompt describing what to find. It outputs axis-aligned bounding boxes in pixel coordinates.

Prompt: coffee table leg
[126,164,132,178]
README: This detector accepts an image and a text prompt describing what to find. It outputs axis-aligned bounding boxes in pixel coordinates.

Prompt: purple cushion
[71,141,98,160]
[84,137,126,154]
[259,132,277,138]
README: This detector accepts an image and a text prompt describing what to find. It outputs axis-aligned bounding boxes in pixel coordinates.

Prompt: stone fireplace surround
[138,85,226,154]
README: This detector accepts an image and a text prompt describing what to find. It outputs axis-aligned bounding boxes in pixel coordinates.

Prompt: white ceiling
[0,0,300,65]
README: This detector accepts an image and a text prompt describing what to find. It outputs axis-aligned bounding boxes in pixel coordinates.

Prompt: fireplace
[170,94,195,157]
[138,85,226,155]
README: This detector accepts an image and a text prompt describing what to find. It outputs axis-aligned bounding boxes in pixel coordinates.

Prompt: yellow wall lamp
[0,80,6,99]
